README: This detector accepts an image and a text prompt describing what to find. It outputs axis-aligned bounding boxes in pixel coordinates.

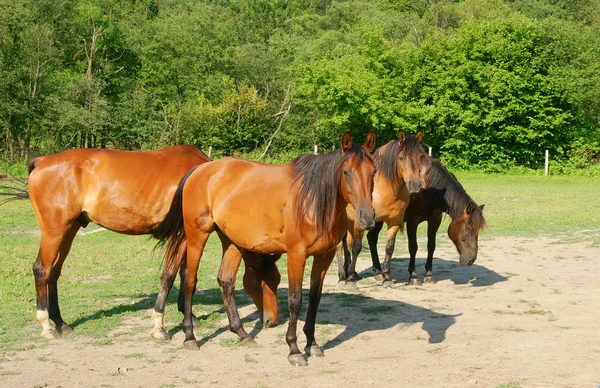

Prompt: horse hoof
[183,340,199,350]
[58,323,74,335]
[343,280,358,288]
[408,277,422,286]
[41,328,61,340]
[305,345,324,358]
[382,280,394,288]
[423,275,436,284]
[288,354,308,366]
[191,315,201,328]
[337,280,347,288]
[240,337,257,346]
[374,274,384,281]
[150,328,171,340]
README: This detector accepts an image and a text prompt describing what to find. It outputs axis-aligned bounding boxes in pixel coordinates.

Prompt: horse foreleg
[381,224,401,287]
[424,214,442,284]
[216,235,253,345]
[366,221,384,280]
[345,227,363,286]
[407,221,421,286]
[335,237,347,283]
[303,250,336,358]
[285,251,308,366]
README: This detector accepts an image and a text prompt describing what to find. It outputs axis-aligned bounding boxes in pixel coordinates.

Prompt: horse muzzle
[459,254,476,266]
[358,208,376,230]
[406,180,422,194]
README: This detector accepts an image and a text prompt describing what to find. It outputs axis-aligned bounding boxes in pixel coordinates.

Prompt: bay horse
[19,145,279,340]
[337,131,430,287]
[153,131,377,366]
[367,159,486,285]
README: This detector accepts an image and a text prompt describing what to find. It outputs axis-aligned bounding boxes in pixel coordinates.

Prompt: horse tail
[28,157,42,175]
[153,165,199,274]
[0,157,41,204]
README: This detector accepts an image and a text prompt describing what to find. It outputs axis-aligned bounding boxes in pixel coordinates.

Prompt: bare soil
[1,233,599,388]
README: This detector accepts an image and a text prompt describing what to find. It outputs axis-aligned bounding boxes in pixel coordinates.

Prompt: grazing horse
[19,145,279,340]
[337,131,430,287]
[367,159,486,285]
[153,131,377,366]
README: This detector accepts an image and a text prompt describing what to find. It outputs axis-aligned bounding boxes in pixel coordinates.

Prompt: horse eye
[399,156,404,161]
[343,169,351,177]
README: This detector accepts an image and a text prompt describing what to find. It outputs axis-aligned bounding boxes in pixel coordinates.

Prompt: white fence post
[314,145,318,155]
[544,149,549,176]
[208,145,212,158]
[429,147,432,157]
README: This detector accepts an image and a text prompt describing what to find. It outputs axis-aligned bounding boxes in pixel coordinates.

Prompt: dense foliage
[1,0,599,171]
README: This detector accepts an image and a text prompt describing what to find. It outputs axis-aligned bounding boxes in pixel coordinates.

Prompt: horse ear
[397,130,406,144]
[466,202,475,214]
[479,204,485,211]
[362,130,376,153]
[416,131,424,143]
[341,131,353,153]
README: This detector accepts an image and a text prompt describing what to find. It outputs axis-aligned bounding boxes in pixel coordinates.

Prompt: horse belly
[83,184,172,235]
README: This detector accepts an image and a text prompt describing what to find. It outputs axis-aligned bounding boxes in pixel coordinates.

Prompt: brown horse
[337,131,431,287]
[20,145,279,340]
[154,131,376,366]
[367,158,486,285]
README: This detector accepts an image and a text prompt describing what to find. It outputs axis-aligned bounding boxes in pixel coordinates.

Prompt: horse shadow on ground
[68,286,457,351]
[68,287,257,336]
[356,256,507,287]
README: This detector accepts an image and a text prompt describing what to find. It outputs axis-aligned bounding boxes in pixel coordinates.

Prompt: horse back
[28,146,210,234]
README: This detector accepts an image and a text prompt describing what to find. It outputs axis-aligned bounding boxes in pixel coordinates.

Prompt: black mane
[373,135,426,188]
[424,160,485,230]
[291,145,372,237]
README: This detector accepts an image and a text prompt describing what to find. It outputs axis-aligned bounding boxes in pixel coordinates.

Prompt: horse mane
[373,135,426,188]
[425,160,486,231]
[291,145,371,237]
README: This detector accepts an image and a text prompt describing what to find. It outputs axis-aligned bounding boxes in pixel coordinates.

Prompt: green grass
[0,173,599,351]
[452,172,600,237]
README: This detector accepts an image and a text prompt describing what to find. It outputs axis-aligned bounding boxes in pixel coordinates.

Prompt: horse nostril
[264,319,272,328]
[468,259,475,266]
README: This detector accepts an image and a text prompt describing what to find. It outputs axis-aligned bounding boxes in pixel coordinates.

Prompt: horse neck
[425,163,472,219]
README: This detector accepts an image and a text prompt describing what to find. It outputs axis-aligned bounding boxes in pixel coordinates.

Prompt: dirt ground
[1,232,599,388]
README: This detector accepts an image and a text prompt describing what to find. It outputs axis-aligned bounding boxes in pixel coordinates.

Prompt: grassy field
[0,172,598,352]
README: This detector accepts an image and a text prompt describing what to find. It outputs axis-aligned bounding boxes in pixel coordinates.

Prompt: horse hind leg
[47,223,81,335]
[150,241,188,340]
[34,227,73,340]
[216,233,254,345]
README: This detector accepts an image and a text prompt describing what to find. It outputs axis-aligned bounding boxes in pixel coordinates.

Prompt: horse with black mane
[367,158,486,285]
[337,131,431,287]
[154,131,377,366]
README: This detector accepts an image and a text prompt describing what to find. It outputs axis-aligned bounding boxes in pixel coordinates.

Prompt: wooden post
[428,147,432,157]
[208,145,212,158]
[544,149,549,176]
[314,145,318,155]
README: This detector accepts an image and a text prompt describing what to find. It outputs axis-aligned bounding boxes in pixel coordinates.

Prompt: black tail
[153,165,199,273]
[0,158,39,205]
